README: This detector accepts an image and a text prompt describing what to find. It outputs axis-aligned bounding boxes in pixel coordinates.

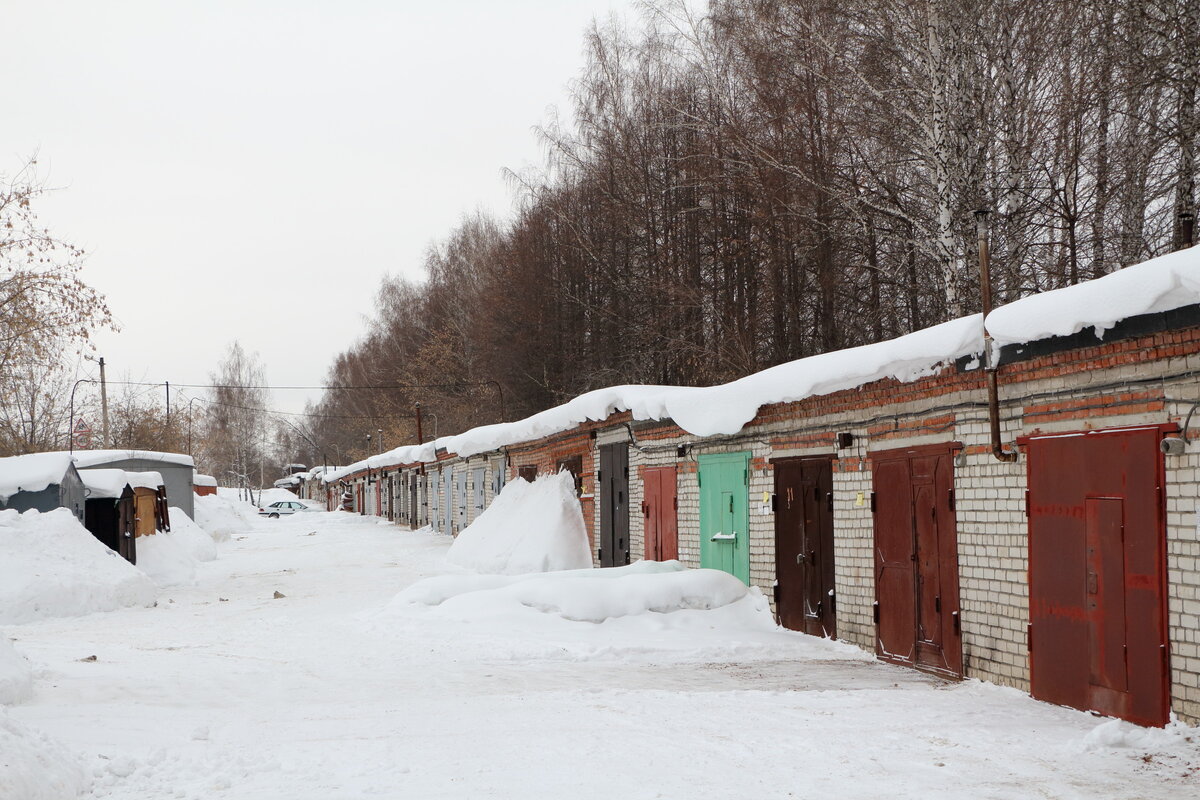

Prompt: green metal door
[699,452,751,585]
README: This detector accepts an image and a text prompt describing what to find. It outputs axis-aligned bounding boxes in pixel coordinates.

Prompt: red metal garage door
[1025,426,1170,727]
[642,466,678,562]
[871,443,962,678]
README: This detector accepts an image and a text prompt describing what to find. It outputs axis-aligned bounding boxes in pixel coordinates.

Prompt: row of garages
[317,261,1200,728]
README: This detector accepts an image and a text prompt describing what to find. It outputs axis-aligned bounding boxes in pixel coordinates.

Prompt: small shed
[194,473,218,497]
[0,453,86,524]
[273,474,301,495]
[79,469,137,563]
[72,450,195,519]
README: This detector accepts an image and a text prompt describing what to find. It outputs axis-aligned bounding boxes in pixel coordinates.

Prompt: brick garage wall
[1165,394,1200,724]
[386,313,1200,722]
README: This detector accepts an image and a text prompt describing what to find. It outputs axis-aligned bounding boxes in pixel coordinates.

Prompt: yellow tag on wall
[855,491,865,507]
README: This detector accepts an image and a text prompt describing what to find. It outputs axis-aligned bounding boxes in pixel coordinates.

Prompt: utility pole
[415,403,424,444]
[99,357,110,448]
[379,428,384,452]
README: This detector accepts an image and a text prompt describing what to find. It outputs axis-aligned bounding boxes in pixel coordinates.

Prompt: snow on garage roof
[985,247,1200,346]
[78,469,165,499]
[0,452,78,504]
[71,450,195,469]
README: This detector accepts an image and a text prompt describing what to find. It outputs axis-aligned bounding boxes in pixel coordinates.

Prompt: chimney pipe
[977,209,1017,463]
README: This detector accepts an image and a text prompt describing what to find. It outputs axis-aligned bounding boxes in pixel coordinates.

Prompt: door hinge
[1024,490,1031,517]
[1027,624,1033,653]
[873,601,880,624]
[947,489,955,511]
[826,492,833,513]
[952,610,960,635]
[870,491,877,512]
[744,468,748,486]
[673,496,678,511]
[771,494,778,513]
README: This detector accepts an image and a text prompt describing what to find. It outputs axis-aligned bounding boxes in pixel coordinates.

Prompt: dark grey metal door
[598,442,630,567]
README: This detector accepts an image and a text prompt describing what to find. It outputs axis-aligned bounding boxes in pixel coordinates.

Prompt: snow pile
[446,471,591,574]
[987,248,1200,346]
[394,560,755,623]
[0,634,32,705]
[0,710,90,800]
[194,492,257,541]
[0,452,75,504]
[168,507,218,562]
[193,473,217,488]
[1080,718,1198,752]
[0,508,156,625]
[135,530,199,588]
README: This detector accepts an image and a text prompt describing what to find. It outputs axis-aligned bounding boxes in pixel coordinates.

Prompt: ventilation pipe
[976,209,1018,463]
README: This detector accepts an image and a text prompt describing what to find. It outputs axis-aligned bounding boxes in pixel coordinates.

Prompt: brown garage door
[773,456,836,638]
[1025,426,1170,727]
[871,443,962,678]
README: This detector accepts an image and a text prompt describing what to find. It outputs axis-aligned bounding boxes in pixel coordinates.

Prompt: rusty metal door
[642,466,678,561]
[598,443,630,567]
[1026,427,1168,727]
[774,457,836,638]
[871,445,962,677]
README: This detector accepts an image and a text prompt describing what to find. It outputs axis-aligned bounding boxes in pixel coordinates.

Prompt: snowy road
[7,512,1199,799]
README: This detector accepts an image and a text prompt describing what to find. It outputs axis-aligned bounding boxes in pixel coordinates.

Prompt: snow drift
[445,471,592,574]
[0,508,156,625]
[394,560,754,623]
[0,710,90,800]
[135,529,199,588]
[168,507,218,562]
[0,634,32,705]
[193,492,257,542]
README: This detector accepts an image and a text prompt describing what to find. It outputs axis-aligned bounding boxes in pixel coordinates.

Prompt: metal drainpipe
[977,209,1018,463]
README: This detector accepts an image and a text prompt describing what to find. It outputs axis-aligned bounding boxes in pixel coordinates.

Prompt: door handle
[710,532,737,541]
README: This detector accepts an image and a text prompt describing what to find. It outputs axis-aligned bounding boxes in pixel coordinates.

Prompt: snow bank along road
[7,513,1199,799]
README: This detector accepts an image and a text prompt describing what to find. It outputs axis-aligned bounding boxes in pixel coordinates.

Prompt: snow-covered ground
[4,511,1198,799]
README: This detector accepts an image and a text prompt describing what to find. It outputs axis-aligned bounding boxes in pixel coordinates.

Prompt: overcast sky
[4,0,651,415]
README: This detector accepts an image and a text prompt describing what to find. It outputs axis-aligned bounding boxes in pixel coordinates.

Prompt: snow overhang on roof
[194,474,218,488]
[71,449,196,470]
[0,452,77,504]
[986,247,1200,346]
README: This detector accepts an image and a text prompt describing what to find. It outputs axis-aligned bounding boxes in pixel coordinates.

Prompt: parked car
[258,500,317,518]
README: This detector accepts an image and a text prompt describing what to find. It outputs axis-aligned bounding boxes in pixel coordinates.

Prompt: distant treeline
[303,0,1198,463]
